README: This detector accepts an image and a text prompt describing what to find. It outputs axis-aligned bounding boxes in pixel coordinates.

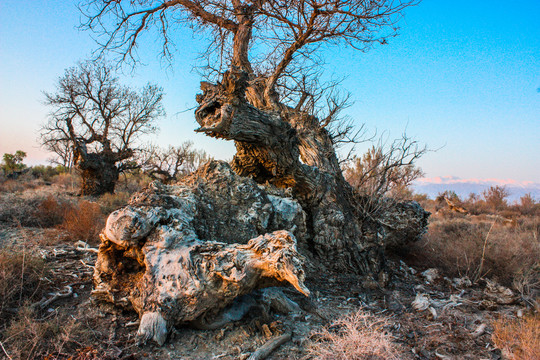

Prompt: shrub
[306,310,405,360]
[99,191,131,214]
[51,171,81,192]
[59,200,105,244]
[492,314,540,360]
[0,192,74,228]
[0,250,48,326]
[483,185,510,212]
[29,165,68,182]
[405,216,540,286]
[3,305,84,360]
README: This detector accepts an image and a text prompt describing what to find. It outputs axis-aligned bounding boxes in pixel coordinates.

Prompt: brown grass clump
[306,310,405,360]
[59,200,105,244]
[3,305,85,360]
[492,314,540,360]
[99,191,131,214]
[0,250,48,326]
[406,215,540,286]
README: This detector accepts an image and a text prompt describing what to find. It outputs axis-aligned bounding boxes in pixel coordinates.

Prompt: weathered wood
[247,332,292,360]
[93,164,311,344]
[194,69,429,276]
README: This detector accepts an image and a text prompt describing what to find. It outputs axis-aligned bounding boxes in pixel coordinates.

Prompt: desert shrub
[116,171,152,193]
[0,178,43,194]
[29,165,68,182]
[492,314,540,360]
[516,193,540,216]
[3,305,85,360]
[99,191,131,214]
[0,250,48,326]
[0,193,46,226]
[35,195,74,227]
[59,200,105,244]
[0,192,74,228]
[306,310,405,360]
[483,185,510,212]
[406,216,540,286]
[51,171,81,192]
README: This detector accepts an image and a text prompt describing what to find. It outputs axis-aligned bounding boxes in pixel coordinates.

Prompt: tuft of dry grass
[99,191,131,214]
[306,309,406,360]
[3,305,85,360]
[492,314,540,360]
[0,249,48,327]
[59,200,105,245]
[405,215,540,287]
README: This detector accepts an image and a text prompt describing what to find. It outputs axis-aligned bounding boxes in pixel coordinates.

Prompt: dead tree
[81,0,423,274]
[41,61,164,195]
[139,142,209,182]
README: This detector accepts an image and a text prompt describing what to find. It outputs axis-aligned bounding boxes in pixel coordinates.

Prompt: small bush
[492,314,540,360]
[0,250,48,326]
[0,192,73,228]
[3,305,84,360]
[99,191,131,214]
[35,195,73,227]
[51,172,81,191]
[307,310,405,360]
[59,200,105,244]
[406,216,540,286]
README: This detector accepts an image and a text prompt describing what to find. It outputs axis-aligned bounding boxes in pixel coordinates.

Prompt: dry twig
[247,332,292,360]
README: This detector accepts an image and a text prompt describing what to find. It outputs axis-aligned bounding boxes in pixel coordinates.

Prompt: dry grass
[306,310,405,360]
[492,314,540,360]
[405,215,540,287]
[2,305,86,360]
[99,191,131,214]
[59,200,105,245]
[0,190,73,228]
[0,249,48,327]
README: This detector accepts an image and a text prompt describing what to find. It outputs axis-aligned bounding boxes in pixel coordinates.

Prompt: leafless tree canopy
[41,61,165,194]
[79,1,428,275]
[139,141,210,182]
[81,0,415,125]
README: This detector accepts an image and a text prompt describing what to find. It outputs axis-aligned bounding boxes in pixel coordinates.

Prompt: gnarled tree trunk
[78,157,119,196]
[194,68,427,278]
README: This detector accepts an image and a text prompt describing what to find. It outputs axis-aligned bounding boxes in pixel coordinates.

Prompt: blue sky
[1,1,539,182]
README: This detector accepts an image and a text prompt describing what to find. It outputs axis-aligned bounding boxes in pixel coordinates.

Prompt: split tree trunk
[194,68,409,279]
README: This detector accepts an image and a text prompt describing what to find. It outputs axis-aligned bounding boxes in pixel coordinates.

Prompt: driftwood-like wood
[93,163,310,345]
[194,69,429,276]
[247,332,292,360]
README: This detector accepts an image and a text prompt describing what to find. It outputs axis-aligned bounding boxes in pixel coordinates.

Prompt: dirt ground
[1,224,532,360]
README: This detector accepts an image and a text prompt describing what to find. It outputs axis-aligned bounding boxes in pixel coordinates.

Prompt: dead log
[93,172,310,345]
[92,160,427,345]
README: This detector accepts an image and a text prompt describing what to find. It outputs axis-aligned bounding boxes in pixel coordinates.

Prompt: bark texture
[93,162,309,344]
[194,69,429,275]
[93,161,428,344]
[77,154,119,195]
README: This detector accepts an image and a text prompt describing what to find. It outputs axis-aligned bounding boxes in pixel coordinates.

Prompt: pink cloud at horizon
[415,176,537,187]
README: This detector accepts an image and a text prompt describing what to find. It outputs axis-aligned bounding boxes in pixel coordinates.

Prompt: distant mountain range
[412,176,540,202]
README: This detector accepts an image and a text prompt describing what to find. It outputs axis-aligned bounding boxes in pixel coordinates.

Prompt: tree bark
[194,68,423,279]
[77,153,119,196]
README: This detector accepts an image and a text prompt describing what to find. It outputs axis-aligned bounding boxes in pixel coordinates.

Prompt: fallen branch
[471,323,487,338]
[0,340,13,360]
[75,241,99,253]
[247,332,292,360]
[34,285,73,309]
